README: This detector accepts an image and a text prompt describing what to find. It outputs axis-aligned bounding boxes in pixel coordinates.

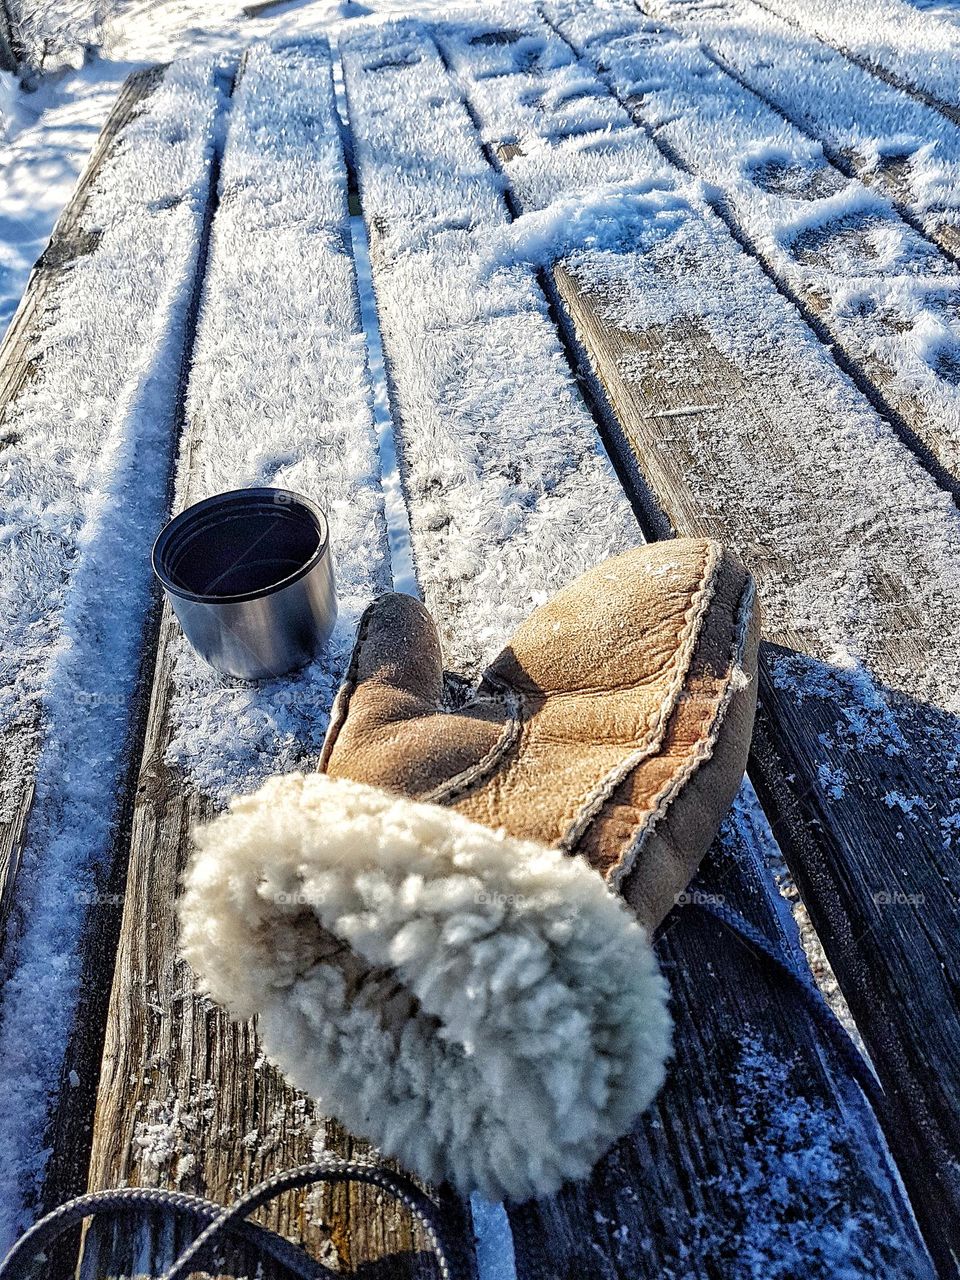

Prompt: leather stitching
[558,539,723,853]
[317,600,378,774]
[420,680,524,804]
[607,570,758,891]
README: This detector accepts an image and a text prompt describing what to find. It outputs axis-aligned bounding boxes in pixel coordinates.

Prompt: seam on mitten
[557,539,723,853]
[317,600,378,773]
[419,681,524,804]
[608,571,757,892]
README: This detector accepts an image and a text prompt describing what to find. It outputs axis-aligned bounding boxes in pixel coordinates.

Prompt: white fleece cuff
[178,772,672,1202]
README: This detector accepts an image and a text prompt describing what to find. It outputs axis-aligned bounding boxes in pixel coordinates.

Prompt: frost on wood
[0,58,223,1248]
[701,1033,909,1276]
[446,0,960,842]
[340,20,641,675]
[440,14,960,1230]
[758,0,960,113]
[544,0,960,481]
[443,19,960,1241]
[163,40,389,802]
[643,0,960,248]
[343,10,932,1260]
[0,0,954,1262]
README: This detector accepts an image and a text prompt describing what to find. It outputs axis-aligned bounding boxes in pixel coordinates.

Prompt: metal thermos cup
[152,488,337,681]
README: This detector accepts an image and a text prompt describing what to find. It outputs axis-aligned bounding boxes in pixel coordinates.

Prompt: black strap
[686,898,886,1118]
[0,1160,465,1280]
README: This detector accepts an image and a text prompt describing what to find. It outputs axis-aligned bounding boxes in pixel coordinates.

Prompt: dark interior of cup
[160,495,322,599]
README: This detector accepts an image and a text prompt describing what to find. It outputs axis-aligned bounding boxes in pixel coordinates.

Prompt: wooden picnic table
[1,0,959,1275]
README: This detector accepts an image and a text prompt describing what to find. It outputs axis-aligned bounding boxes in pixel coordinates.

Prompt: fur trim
[178,773,672,1202]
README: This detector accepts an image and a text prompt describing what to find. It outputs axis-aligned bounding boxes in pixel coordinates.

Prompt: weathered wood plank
[637,0,960,265]
[342,19,934,1279]
[81,39,471,1279]
[0,66,164,393]
[0,61,226,1249]
[0,786,30,952]
[544,0,960,495]
[0,65,163,938]
[437,7,960,1269]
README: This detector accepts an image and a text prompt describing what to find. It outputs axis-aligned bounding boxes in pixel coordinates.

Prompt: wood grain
[345,22,935,1279]
[0,784,31,950]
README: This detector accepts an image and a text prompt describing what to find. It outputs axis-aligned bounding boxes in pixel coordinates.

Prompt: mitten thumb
[320,592,508,797]
[319,592,443,764]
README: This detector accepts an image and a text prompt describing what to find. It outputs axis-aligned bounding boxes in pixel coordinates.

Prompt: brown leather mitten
[180,539,758,1202]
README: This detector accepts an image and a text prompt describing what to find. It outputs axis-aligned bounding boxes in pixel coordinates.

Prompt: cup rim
[152,487,330,606]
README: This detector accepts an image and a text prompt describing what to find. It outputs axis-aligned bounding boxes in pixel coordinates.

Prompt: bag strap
[0,1159,466,1280]
[686,898,886,1118]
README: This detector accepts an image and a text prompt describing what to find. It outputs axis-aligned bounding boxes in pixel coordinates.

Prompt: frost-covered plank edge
[80,40,468,1279]
[343,16,934,1278]
[755,0,960,122]
[0,61,225,1251]
[639,0,960,261]
[0,65,162,928]
[441,3,960,1267]
[550,0,960,488]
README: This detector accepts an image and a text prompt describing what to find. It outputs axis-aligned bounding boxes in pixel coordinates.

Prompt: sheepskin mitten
[180,539,758,1203]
